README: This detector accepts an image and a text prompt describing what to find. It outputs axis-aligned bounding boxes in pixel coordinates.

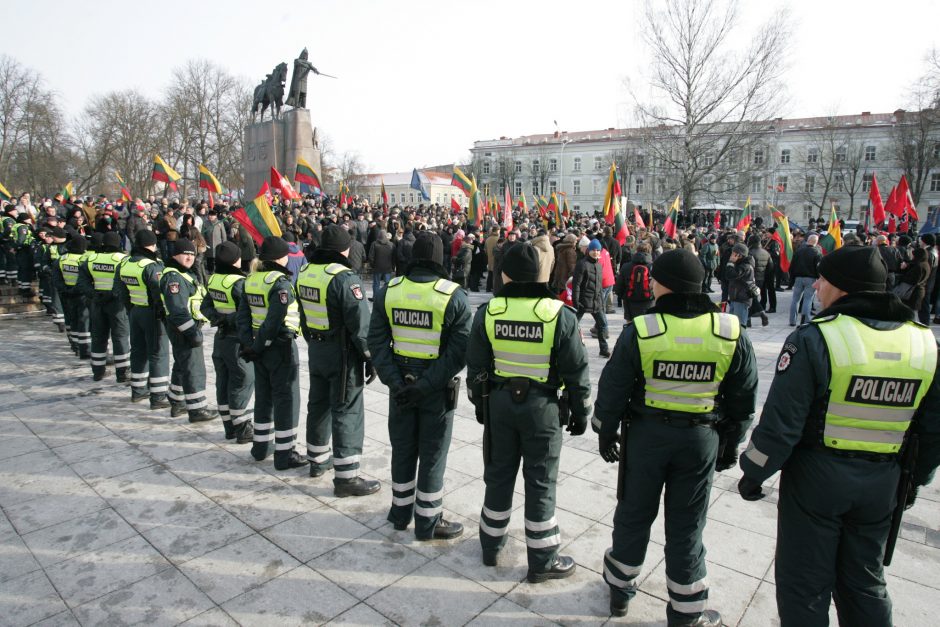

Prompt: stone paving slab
[1,286,939,626]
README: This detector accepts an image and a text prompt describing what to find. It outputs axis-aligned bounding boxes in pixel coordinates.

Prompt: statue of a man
[285,48,320,109]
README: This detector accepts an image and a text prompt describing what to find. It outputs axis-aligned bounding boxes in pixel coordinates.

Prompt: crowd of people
[2,187,940,627]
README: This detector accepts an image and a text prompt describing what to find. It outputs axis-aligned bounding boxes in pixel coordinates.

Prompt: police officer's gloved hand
[395,384,422,410]
[239,347,258,362]
[566,413,588,436]
[475,404,485,425]
[737,476,765,501]
[715,452,738,472]
[598,432,620,463]
[905,486,919,510]
[184,328,203,348]
[364,359,377,385]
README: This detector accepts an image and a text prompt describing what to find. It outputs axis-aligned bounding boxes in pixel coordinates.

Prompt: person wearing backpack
[614,241,654,322]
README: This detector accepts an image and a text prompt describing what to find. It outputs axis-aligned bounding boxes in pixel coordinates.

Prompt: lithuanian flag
[517,191,528,212]
[467,176,484,227]
[451,167,473,196]
[115,172,132,202]
[663,195,680,239]
[547,192,561,226]
[152,155,181,191]
[0,181,10,202]
[232,182,282,245]
[735,196,752,232]
[819,203,842,255]
[770,206,794,273]
[602,164,628,245]
[61,181,75,199]
[197,164,223,194]
[294,157,322,192]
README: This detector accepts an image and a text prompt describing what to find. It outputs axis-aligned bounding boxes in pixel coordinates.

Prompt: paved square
[1,287,938,626]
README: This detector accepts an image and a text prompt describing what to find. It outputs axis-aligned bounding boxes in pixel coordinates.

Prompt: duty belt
[490,376,560,400]
[802,442,898,463]
[307,331,338,342]
[634,412,718,428]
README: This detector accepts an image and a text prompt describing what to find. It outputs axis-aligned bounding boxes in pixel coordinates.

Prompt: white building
[470,111,940,226]
[356,170,467,209]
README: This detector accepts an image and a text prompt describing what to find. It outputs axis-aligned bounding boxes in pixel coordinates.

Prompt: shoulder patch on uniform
[278,290,289,305]
[776,343,797,373]
[350,284,364,300]
[168,282,180,294]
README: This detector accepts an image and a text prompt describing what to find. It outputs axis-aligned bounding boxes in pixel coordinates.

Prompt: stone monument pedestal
[244,108,321,199]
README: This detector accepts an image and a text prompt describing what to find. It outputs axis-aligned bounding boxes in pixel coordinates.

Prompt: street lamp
[559,136,571,200]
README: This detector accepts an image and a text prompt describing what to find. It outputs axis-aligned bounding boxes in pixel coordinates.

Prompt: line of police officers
[35,220,940,626]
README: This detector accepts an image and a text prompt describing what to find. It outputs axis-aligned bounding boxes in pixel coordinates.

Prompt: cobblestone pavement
[1,286,938,626]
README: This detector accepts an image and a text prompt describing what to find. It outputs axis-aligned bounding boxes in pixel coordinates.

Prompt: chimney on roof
[862,111,871,116]
[553,130,559,138]
[775,117,783,122]
[607,127,614,131]
[894,109,907,119]
[499,136,507,140]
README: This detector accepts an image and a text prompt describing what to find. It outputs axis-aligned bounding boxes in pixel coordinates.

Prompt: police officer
[738,246,940,626]
[297,225,378,497]
[160,238,217,422]
[13,215,37,297]
[593,248,757,625]
[77,231,131,382]
[115,230,170,408]
[368,231,471,539]
[237,236,306,470]
[202,241,254,443]
[0,204,17,285]
[41,226,68,333]
[467,243,592,582]
[54,235,91,358]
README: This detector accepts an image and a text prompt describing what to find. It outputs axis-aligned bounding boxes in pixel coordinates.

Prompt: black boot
[223,420,235,440]
[116,368,130,383]
[79,348,90,360]
[527,555,576,583]
[234,422,254,444]
[131,389,149,403]
[668,609,721,627]
[418,518,463,541]
[760,312,769,327]
[610,591,629,617]
[188,408,219,423]
[170,402,187,417]
[150,396,170,410]
[251,441,272,462]
[92,368,107,382]
[309,460,333,478]
[333,476,380,498]
[274,450,309,471]
[482,549,499,567]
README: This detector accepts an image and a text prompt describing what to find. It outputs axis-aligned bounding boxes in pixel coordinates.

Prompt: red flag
[450,197,461,213]
[898,175,918,220]
[207,191,214,209]
[713,211,720,230]
[888,214,897,233]
[502,185,513,230]
[633,206,646,230]
[900,212,910,233]
[884,186,900,218]
[271,166,299,200]
[869,174,885,225]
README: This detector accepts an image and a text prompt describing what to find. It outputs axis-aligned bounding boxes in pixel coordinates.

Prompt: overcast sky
[5,0,939,173]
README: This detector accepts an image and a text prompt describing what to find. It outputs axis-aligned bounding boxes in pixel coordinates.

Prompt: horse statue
[251,62,288,122]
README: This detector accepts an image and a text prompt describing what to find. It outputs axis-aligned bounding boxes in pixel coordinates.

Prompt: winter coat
[725,258,757,303]
[615,252,654,302]
[369,231,396,274]
[572,255,604,313]
[552,238,578,290]
[530,234,554,284]
[452,243,473,283]
[748,246,772,285]
[699,242,719,270]
[347,239,366,273]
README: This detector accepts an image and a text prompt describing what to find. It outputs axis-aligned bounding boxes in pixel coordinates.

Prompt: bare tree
[338,151,367,193]
[892,104,940,207]
[838,138,867,219]
[634,0,791,211]
[796,118,850,219]
[524,145,552,197]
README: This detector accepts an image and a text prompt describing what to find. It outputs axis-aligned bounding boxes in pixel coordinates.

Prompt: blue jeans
[789,276,816,325]
[372,272,392,298]
[727,301,750,327]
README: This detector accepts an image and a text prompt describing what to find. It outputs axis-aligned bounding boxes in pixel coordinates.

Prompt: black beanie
[215,241,241,266]
[412,232,444,266]
[50,227,67,239]
[90,232,104,249]
[102,232,121,250]
[173,238,196,255]
[320,225,351,252]
[501,243,540,283]
[651,249,705,294]
[67,236,87,253]
[818,246,887,293]
[134,229,157,248]
[921,233,936,247]
[259,235,289,260]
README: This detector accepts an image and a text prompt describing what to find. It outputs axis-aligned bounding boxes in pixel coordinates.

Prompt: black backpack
[626,264,652,301]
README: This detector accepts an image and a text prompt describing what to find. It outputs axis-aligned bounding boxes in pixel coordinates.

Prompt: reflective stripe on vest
[206,273,243,314]
[484,297,563,383]
[817,315,936,454]
[161,267,208,322]
[243,270,301,333]
[87,252,128,292]
[119,258,156,307]
[384,276,458,359]
[635,312,739,414]
[59,253,86,286]
[296,262,349,331]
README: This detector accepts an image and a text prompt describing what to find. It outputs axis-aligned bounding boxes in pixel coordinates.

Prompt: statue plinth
[243,108,321,199]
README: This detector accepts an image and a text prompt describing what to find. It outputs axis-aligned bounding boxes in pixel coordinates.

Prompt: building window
[804,176,815,194]
[780,149,791,164]
[807,147,819,163]
[930,173,940,192]
[804,205,814,223]
[594,156,602,170]
[573,205,580,212]
[514,181,522,196]
[657,178,666,195]
[751,175,762,193]
[777,176,788,192]
[532,160,540,173]
[834,174,845,192]
[514,160,522,174]
[934,144,940,159]
[593,179,601,194]
[573,180,581,195]
[702,152,714,167]
[483,183,490,197]
[835,146,847,162]
[482,161,490,175]
[864,145,877,161]
[549,158,558,172]
[634,177,644,195]
[726,175,737,193]
[728,149,738,167]
[862,173,873,192]
[532,182,540,196]
[549,180,557,193]
[635,154,646,168]
[753,148,764,165]
[390,193,396,204]
[573,157,581,172]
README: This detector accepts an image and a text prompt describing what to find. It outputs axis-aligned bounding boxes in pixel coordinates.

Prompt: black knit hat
[818,246,887,293]
[134,229,157,248]
[412,232,444,266]
[215,241,241,265]
[921,233,936,247]
[50,227,67,239]
[67,236,87,253]
[501,243,540,283]
[102,232,121,251]
[259,235,289,261]
[173,238,196,255]
[320,224,351,252]
[651,249,705,294]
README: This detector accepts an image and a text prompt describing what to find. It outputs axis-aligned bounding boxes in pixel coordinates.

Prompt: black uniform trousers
[604,418,718,624]
[88,296,130,378]
[387,375,454,538]
[479,388,562,572]
[775,448,897,627]
[62,294,90,357]
[251,338,300,465]
[166,324,208,413]
[3,246,15,282]
[15,247,33,291]
[128,306,169,401]
[305,339,365,480]
[212,332,255,431]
